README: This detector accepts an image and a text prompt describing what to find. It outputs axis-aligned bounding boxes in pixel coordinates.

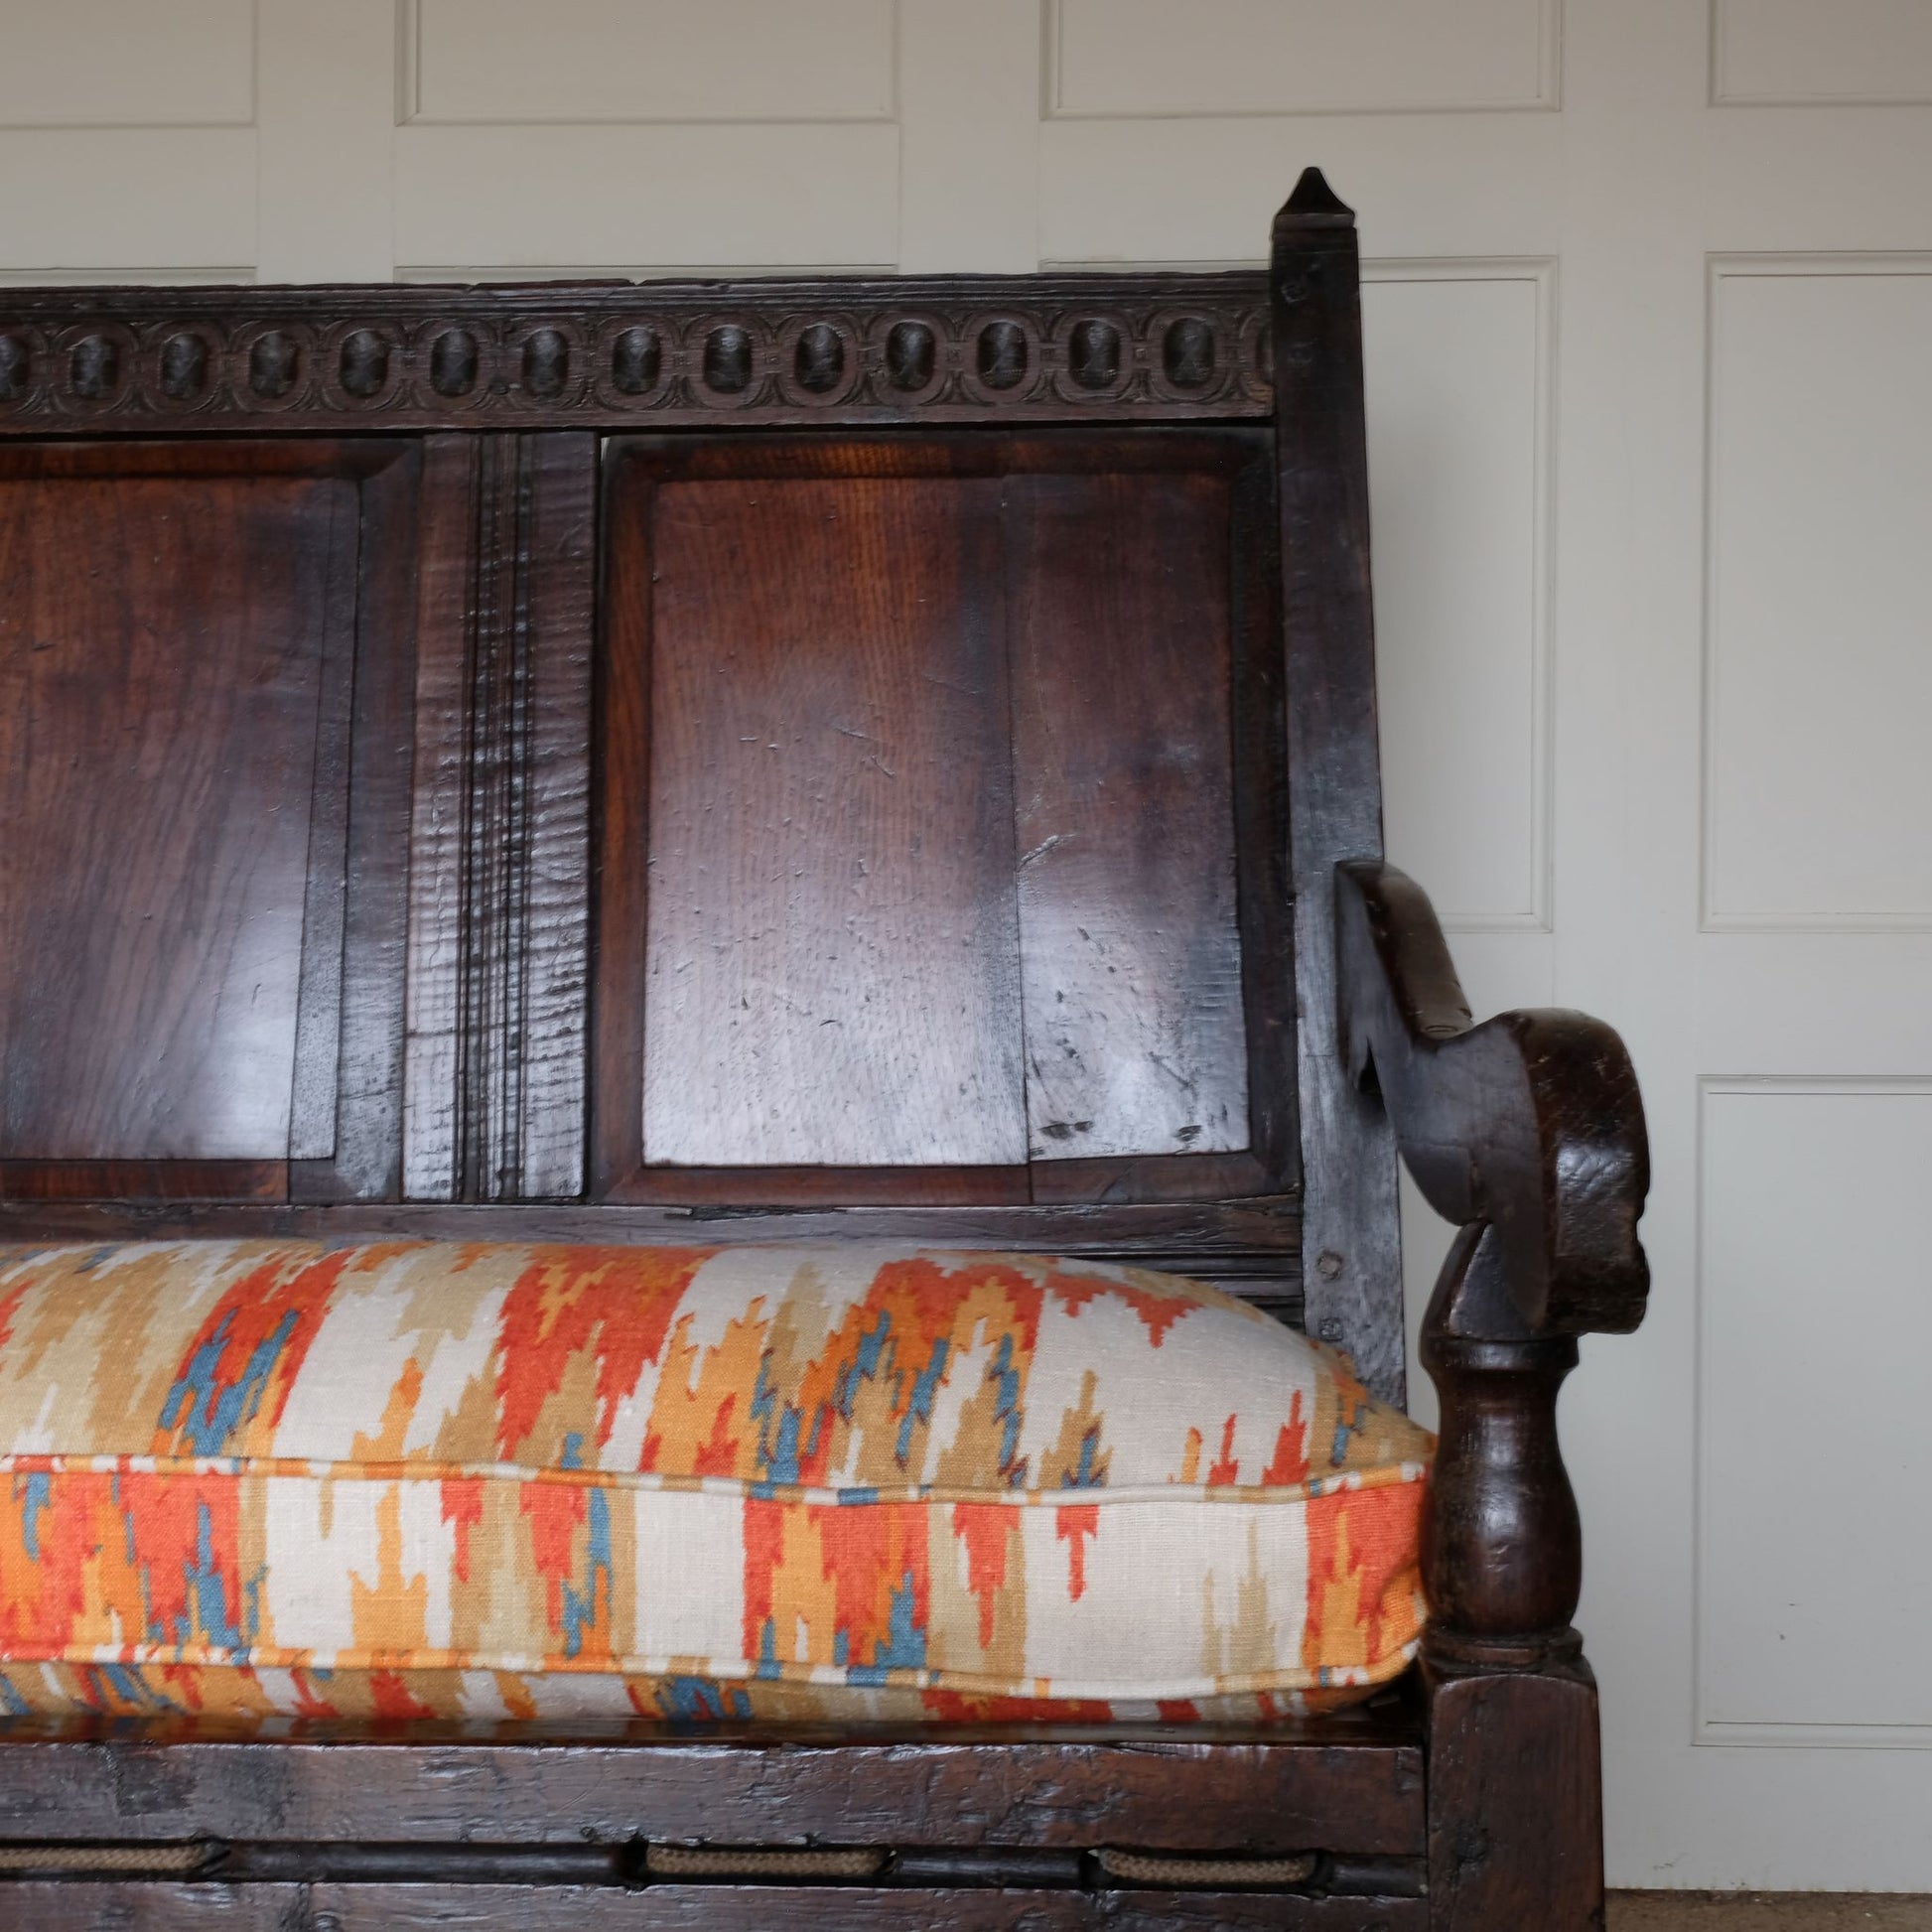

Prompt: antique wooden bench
[0,172,1647,1928]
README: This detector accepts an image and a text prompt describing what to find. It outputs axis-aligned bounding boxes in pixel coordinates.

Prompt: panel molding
[1365,256,1556,933]
[1695,1075,1932,1748]
[1701,252,1932,933]
[1044,0,1563,119]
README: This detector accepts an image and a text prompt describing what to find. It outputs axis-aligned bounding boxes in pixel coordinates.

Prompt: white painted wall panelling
[1704,260,1932,930]
[1050,0,1560,116]
[1698,1081,1932,1742]
[403,0,897,123]
[1367,263,1552,931]
[0,0,255,127]
[1713,0,1932,106]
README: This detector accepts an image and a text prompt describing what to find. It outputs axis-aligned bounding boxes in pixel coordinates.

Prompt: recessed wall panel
[0,1,254,128]
[1700,1083,1932,1736]
[408,0,896,123]
[1706,265,1932,928]
[1051,0,1557,116]
[1714,0,1932,105]
[1366,269,1547,929]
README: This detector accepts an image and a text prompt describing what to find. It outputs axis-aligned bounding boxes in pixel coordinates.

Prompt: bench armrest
[1337,859,1650,1673]
[1335,859,1649,1343]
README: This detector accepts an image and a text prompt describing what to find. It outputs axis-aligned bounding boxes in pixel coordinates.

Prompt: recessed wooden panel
[0,477,341,1159]
[1007,470,1248,1160]
[632,473,1027,1169]
[596,432,1285,1208]
[0,441,417,1200]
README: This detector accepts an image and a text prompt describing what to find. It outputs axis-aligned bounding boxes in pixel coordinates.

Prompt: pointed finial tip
[1276,167,1354,229]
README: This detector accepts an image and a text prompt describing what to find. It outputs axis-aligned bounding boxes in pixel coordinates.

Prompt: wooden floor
[1610,1898,1932,1929]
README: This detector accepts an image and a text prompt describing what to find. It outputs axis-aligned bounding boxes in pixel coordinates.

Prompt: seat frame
[0,173,1647,1929]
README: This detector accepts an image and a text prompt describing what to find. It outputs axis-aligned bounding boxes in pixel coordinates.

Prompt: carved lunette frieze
[0,274,1270,433]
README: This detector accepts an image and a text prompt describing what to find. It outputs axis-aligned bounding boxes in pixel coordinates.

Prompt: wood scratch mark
[1019,833,1072,869]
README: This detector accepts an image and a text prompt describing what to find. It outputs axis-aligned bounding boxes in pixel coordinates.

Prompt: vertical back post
[1272,169,1406,1404]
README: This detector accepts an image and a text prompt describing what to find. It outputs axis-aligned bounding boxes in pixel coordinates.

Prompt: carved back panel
[593,430,1287,1209]
[0,196,1405,1395]
[0,440,418,1204]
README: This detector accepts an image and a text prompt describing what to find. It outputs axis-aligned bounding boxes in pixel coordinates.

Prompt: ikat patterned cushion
[0,1242,1432,1735]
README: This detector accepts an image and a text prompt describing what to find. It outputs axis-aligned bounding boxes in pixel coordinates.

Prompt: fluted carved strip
[0,275,1270,433]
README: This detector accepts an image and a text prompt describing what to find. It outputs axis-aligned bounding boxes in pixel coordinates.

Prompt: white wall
[6,0,1931,1891]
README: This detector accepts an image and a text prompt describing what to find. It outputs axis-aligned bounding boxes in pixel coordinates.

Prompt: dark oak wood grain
[0,1163,287,1204]
[595,431,1291,1211]
[1271,171,1407,1407]
[1426,1665,1604,1931]
[0,454,344,1165]
[636,466,1026,1170]
[1007,467,1248,1165]
[0,1729,1422,1854]
[5,1882,1430,1931]
[1337,861,1649,1343]
[404,433,596,1203]
[298,444,423,1205]
[0,440,417,1204]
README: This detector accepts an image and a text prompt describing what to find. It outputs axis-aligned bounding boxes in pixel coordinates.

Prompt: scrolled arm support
[1335,860,1649,1667]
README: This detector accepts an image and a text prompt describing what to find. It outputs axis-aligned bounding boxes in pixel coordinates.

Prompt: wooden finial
[1277,167,1354,229]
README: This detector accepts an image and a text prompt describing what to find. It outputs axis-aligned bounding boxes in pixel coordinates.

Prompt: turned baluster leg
[1421,1226,1607,1931]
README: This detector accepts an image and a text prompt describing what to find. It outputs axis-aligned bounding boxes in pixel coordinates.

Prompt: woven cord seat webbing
[0,1844,215,1873]
[1097,1848,1318,1888]
[644,1844,888,1880]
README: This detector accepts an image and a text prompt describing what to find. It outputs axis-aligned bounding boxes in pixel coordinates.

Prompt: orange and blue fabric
[0,1242,1432,1735]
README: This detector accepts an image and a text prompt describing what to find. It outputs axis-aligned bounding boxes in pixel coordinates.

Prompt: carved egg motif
[522,328,568,398]
[884,320,934,392]
[976,321,1028,391]
[1164,317,1216,390]
[793,322,844,394]
[0,335,29,401]
[1067,319,1122,391]
[159,333,208,401]
[430,329,480,398]
[249,331,300,399]
[339,329,389,399]
[611,326,660,395]
[69,335,118,401]
[702,325,752,395]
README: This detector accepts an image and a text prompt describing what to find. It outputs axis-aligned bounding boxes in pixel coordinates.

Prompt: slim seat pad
[0,1242,1431,1734]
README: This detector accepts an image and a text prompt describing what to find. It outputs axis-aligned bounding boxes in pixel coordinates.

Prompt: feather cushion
[0,1241,1431,1735]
